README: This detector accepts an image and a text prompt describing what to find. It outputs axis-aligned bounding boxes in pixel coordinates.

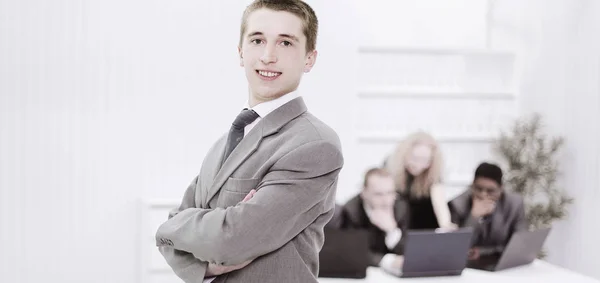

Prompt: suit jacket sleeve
[339,199,406,266]
[511,197,528,233]
[155,140,344,266]
[157,176,209,283]
[369,253,385,267]
[390,223,407,256]
[392,199,408,255]
[340,206,386,266]
[362,226,404,267]
[449,200,483,246]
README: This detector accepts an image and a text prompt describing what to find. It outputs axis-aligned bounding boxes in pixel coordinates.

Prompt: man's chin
[253,89,288,101]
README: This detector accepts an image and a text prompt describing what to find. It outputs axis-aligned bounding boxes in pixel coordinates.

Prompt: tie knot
[232,109,260,129]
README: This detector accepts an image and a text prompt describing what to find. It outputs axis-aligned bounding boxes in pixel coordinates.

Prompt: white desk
[318,260,599,283]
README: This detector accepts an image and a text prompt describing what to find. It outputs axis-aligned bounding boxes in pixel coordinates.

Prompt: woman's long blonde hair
[385,131,444,198]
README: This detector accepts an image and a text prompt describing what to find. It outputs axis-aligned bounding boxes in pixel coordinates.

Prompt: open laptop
[400,227,474,278]
[318,228,370,279]
[469,227,552,272]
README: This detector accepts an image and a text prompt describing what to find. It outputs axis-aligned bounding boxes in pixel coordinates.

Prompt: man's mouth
[256,70,282,79]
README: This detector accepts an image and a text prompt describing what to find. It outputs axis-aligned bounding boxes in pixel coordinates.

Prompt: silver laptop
[469,227,552,272]
[400,227,474,278]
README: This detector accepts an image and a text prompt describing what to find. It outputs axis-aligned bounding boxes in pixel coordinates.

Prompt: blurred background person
[340,168,407,276]
[448,162,527,261]
[385,131,456,231]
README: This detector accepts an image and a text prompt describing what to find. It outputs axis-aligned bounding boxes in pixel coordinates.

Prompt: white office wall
[357,0,489,48]
[490,0,600,279]
[354,0,517,200]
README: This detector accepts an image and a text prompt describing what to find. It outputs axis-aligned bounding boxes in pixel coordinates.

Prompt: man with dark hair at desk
[340,168,407,276]
[448,162,527,260]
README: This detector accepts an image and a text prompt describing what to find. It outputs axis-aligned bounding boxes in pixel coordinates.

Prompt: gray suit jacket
[448,190,527,255]
[155,97,344,283]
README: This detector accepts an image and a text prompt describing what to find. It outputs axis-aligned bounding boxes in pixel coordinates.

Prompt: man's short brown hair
[363,167,393,188]
[239,0,318,53]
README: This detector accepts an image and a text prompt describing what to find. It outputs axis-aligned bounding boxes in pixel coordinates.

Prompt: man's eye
[251,39,263,44]
[281,41,292,46]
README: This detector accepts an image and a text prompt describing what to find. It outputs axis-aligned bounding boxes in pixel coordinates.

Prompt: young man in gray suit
[155,1,344,282]
[448,162,528,261]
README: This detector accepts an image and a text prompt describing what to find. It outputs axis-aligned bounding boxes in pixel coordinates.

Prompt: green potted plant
[493,113,573,258]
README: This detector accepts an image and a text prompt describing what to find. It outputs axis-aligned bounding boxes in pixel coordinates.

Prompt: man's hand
[468,248,480,260]
[436,223,458,233]
[471,198,496,218]
[368,207,398,233]
[241,189,256,203]
[443,223,459,230]
[380,254,404,276]
[391,255,404,269]
[205,189,258,277]
[206,260,253,277]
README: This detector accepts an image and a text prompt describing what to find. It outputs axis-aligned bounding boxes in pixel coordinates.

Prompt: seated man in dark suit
[340,168,407,276]
[448,162,527,261]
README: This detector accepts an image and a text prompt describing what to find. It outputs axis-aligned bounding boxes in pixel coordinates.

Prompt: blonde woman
[385,131,456,230]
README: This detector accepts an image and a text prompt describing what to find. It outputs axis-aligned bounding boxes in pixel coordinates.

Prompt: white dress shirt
[242,90,300,136]
[203,90,300,283]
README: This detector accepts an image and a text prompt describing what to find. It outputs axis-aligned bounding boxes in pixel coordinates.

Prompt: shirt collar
[242,90,300,118]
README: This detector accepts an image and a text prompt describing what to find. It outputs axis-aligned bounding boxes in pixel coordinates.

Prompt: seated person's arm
[368,252,386,267]
[378,253,403,276]
[430,184,456,229]
[449,201,482,230]
[449,200,485,250]
[480,197,528,256]
[371,206,406,275]
[340,204,404,273]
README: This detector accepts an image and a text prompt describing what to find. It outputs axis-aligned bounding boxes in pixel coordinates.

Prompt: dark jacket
[340,195,408,266]
[448,190,528,255]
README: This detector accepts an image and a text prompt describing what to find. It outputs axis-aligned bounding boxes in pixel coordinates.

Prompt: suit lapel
[200,134,227,207]
[204,124,264,207]
[203,97,308,206]
[489,196,507,244]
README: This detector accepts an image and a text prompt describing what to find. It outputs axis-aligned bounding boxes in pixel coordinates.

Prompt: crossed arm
[156,140,343,282]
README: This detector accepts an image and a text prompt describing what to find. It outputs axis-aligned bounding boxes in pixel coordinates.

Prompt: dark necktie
[222,108,260,163]
[480,215,492,243]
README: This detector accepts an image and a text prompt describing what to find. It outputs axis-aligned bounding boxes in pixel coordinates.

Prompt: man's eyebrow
[279,34,300,42]
[247,31,263,37]
[246,31,300,42]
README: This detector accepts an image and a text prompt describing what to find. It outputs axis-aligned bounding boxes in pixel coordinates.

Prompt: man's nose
[260,45,277,64]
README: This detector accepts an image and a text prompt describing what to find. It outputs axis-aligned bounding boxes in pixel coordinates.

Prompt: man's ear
[303,50,318,73]
[238,46,244,67]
